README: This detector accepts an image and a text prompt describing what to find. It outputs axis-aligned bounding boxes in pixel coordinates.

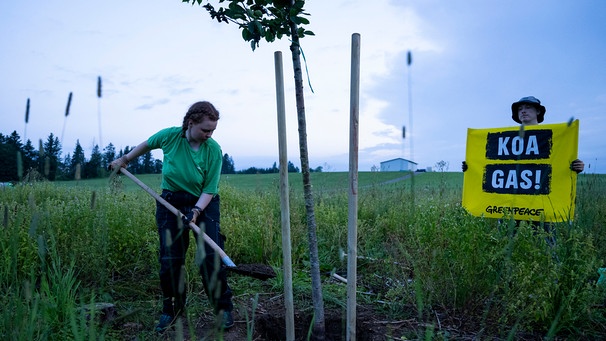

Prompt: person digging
[109,101,234,334]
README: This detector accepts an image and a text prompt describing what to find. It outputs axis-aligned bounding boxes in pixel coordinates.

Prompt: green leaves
[183,0,314,51]
[227,1,247,20]
[246,20,263,40]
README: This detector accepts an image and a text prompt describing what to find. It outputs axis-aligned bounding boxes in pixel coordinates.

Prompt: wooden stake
[347,32,361,341]
[274,50,295,341]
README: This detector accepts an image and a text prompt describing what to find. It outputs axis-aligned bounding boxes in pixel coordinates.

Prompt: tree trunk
[288,18,326,341]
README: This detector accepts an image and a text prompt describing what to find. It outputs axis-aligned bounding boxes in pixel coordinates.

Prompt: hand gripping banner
[462,120,579,222]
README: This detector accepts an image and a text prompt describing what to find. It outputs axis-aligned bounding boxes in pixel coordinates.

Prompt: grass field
[54,170,427,193]
[2,171,605,340]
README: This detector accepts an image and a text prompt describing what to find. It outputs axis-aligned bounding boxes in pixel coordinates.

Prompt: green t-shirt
[147,127,222,197]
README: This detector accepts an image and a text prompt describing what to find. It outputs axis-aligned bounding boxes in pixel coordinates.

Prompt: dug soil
[122,291,544,340]
[157,293,412,340]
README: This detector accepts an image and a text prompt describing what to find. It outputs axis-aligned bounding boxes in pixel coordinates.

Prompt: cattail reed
[61,92,73,144]
[17,151,23,180]
[24,98,30,140]
[97,76,103,147]
[25,98,30,123]
[75,163,81,181]
[65,92,72,117]
[38,139,44,158]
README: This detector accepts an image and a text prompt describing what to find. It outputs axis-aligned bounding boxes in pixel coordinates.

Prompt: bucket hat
[511,96,546,123]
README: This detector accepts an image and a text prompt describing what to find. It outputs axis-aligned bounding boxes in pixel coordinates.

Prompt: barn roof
[380,157,417,165]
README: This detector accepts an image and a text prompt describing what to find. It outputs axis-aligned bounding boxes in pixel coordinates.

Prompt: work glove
[461,161,468,172]
[181,206,202,227]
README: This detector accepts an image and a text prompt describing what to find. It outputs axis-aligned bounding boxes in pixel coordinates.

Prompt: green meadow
[1,171,605,339]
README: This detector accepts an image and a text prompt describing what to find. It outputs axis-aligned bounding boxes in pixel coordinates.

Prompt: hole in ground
[255,308,393,341]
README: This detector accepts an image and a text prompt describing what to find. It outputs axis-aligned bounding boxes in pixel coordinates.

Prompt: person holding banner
[461,95,585,246]
[462,96,584,173]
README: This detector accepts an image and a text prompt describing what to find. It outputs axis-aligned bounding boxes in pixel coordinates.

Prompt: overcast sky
[1,0,605,173]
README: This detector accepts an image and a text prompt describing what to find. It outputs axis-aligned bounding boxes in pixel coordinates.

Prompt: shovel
[116,167,276,281]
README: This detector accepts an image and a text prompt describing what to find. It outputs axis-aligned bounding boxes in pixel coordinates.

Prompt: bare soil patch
[115,291,548,340]
[159,298,410,341]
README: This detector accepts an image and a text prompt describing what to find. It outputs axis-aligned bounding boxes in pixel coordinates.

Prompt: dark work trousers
[156,190,233,317]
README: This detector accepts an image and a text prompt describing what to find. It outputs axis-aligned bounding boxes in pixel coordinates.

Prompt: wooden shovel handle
[118,168,237,267]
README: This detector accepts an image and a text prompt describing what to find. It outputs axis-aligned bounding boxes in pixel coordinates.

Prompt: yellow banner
[462,120,579,222]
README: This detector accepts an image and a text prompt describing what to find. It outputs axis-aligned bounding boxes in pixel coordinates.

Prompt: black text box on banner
[485,130,553,160]
[482,163,552,195]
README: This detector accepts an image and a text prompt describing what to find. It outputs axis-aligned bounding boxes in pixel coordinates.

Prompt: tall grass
[1,172,605,339]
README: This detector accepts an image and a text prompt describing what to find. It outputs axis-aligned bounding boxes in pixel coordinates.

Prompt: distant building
[380,158,417,172]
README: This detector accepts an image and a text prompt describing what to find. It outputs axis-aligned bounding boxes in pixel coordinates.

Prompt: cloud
[135,98,170,111]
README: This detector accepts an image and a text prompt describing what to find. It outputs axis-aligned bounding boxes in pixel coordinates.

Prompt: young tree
[435,160,449,172]
[182,1,325,338]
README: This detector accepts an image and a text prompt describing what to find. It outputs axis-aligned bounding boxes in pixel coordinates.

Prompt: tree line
[0,131,161,182]
[0,131,308,183]
[223,153,310,175]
